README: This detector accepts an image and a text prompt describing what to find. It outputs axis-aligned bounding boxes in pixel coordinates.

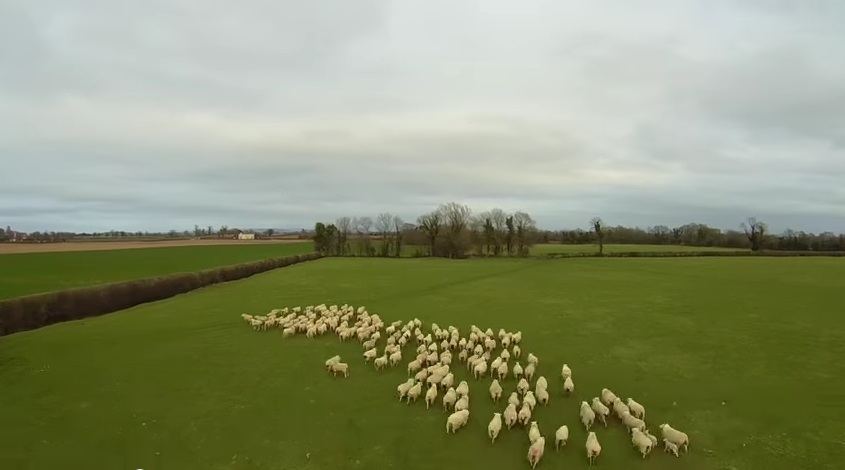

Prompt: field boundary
[0,252,323,337]
[529,250,845,259]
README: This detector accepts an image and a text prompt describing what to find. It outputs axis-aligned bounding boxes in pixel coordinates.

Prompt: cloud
[1,0,844,233]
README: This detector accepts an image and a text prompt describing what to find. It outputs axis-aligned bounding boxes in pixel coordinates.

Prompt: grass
[0,242,315,300]
[2,257,844,469]
[529,243,745,255]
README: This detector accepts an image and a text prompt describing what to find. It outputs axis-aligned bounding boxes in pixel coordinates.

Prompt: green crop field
[0,242,315,300]
[2,257,843,469]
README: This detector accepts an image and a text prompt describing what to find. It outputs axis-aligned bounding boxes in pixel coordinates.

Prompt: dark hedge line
[535,250,845,259]
[0,252,322,337]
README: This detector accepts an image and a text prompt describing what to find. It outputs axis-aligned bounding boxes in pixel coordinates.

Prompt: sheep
[523,363,536,381]
[612,398,630,420]
[500,348,511,361]
[491,356,503,373]
[517,378,530,396]
[489,379,503,402]
[659,423,689,453]
[330,362,349,377]
[627,398,645,419]
[561,363,572,380]
[644,429,659,449]
[441,372,455,391]
[362,338,377,350]
[414,369,428,383]
[443,387,457,411]
[374,354,389,370]
[488,412,503,443]
[363,348,378,362]
[512,344,521,359]
[406,382,423,404]
[282,327,295,337]
[663,438,680,457]
[407,359,422,376]
[621,411,646,434]
[535,387,549,406]
[496,361,509,381]
[458,349,469,363]
[454,396,469,412]
[397,379,415,400]
[601,388,618,407]
[512,331,522,344]
[527,352,539,366]
[528,421,541,443]
[580,401,596,430]
[503,403,518,429]
[585,431,601,467]
[446,409,470,433]
[631,428,653,458]
[518,402,532,426]
[523,390,537,410]
[513,362,524,379]
[425,384,438,409]
[508,392,520,407]
[527,436,545,469]
[590,397,610,426]
[325,355,341,370]
[555,425,569,451]
[456,381,469,398]
[473,359,488,379]
[535,376,548,391]
[563,376,574,395]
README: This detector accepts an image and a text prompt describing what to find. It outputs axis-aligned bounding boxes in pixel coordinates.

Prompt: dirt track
[0,239,308,254]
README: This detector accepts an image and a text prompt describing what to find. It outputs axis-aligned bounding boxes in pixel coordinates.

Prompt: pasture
[0,241,315,300]
[529,243,744,255]
[1,257,844,469]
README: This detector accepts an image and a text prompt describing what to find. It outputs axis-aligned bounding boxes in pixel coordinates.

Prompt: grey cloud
[1,0,844,234]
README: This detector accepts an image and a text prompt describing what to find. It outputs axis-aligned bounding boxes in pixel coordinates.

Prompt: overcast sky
[2,0,844,233]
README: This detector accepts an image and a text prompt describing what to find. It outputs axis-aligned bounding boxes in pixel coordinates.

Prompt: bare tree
[590,217,605,255]
[741,217,767,251]
[336,216,352,256]
[376,212,394,257]
[355,216,374,256]
[417,211,442,256]
[392,215,404,258]
[513,211,537,256]
[439,202,472,258]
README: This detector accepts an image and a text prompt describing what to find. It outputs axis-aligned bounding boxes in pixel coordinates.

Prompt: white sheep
[517,378,530,396]
[496,361,509,381]
[500,348,511,361]
[446,409,470,433]
[612,398,629,420]
[425,384,438,409]
[443,387,457,411]
[535,387,550,406]
[663,438,680,457]
[414,369,428,383]
[554,425,569,451]
[563,376,574,395]
[644,429,658,449]
[512,331,522,344]
[561,363,572,380]
[528,421,541,443]
[518,402,532,426]
[512,344,521,358]
[527,352,539,366]
[631,428,653,458]
[601,388,617,407]
[580,401,596,430]
[407,359,422,376]
[508,392,520,407]
[473,359,488,379]
[374,354,388,370]
[523,363,536,381]
[590,397,610,426]
[489,379,503,402]
[397,379,415,400]
[523,390,537,410]
[441,372,455,390]
[324,355,341,370]
[330,362,349,377]
[627,397,645,419]
[454,395,469,412]
[585,431,601,466]
[456,380,469,398]
[503,403,518,429]
[659,423,689,453]
[535,376,548,391]
[406,382,423,404]
[363,348,377,362]
[488,412,503,443]
[513,362,524,379]
[527,435,545,469]
[621,411,646,434]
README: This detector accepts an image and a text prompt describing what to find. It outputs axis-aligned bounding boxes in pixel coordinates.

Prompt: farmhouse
[237,232,256,240]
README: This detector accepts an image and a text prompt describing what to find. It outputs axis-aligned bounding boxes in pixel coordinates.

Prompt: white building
[237,232,256,240]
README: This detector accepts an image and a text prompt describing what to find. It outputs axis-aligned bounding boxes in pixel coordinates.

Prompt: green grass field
[2,257,843,469]
[0,242,315,300]
[529,243,745,255]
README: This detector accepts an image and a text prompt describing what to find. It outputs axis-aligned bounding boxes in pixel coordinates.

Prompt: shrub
[0,252,322,336]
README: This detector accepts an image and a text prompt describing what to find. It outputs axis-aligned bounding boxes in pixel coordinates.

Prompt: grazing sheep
[585,431,601,467]
[443,387,457,411]
[414,369,428,383]
[527,353,539,366]
[528,421,541,443]
[517,378,530,396]
[524,363,536,381]
[425,384,439,409]
[325,355,341,370]
[612,398,630,420]
[503,403,519,429]
[500,348,511,361]
[518,402,532,426]
[446,409,470,433]
[644,430,658,449]
[527,436,545,469]
[663,438,680,457]
[535,387,549,406]
[561,363,572,380]
[659,423,689,453]
[473,360,488,379]
[454,396,469,412]
[397,379,415,400]
[489,379,503,402]
[456,381,469,398]
[407,359,422,376]
[590,397,610,426]
[535,376,548,391]
[508,392,521,407]
[496,361,509,381]
[523,390,537,410]
[330,362,349,377]
[488,412,503,443]
[563,377,574,395]
[441,372,455,391]
[512,331,522,344]
[406,382,423,404]
[363,348,378,362]
[513,362,524,379]
[580,401,596,430]
[621,411,646,434]
[601,388,618,407]
[629,428,652,458]
[627,398,646,419]
[374,354,389,370]
[512,344,521,359]
[555,425,569,451]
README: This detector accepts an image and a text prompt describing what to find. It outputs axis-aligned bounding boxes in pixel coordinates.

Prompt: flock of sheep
[241,303,691,467]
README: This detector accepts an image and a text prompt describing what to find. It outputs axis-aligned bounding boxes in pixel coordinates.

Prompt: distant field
[2,257,843,469]
[0,238,306,254]
[530,243,745,254]
[0,242,315,300]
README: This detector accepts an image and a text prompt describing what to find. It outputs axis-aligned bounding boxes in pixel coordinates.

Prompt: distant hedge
[0,252,322,336]
[536,250,845,259]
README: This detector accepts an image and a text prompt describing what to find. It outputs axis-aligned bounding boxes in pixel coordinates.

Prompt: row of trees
[0,225,305,242]
[313,202,540,258]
